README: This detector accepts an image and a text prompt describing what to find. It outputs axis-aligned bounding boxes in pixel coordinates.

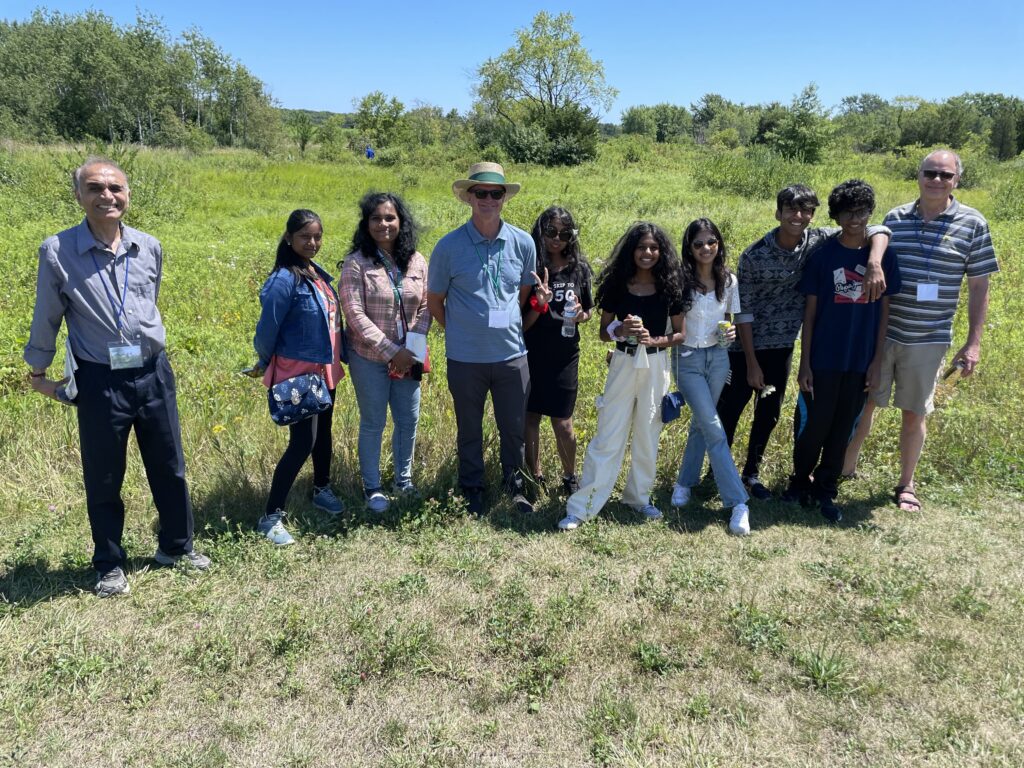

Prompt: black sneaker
[461,486,486,517]
[95,567,130,598]
[743,475,773,501]
[510,490,534,514]
[561,474,580,495]
[819,497,843,523]
[780,484,809,506]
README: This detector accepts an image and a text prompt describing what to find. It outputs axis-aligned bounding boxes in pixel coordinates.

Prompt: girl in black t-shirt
[523,207,594,495]
[558,222,686,531]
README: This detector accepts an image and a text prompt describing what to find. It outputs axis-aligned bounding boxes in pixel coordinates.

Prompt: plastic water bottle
[561,298,577,338]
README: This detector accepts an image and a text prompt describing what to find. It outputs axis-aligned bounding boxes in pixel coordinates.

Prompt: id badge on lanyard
[108,340,143,369]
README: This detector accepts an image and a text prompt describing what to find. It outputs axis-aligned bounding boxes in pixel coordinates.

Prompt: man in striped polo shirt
[844,150,998,512]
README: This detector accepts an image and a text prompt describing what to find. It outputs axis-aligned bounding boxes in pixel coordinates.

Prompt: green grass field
[1,140,1022,766]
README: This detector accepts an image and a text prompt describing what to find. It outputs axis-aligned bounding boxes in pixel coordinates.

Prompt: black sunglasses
[471,188,506,200]
[692,237,719,249]
[920,169,956,181]
[542,226,578,242]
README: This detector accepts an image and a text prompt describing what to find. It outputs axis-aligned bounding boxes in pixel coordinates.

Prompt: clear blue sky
[5,0,1023,119]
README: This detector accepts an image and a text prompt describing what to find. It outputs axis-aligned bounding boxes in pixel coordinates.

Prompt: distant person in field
[253,209,346,546]
[785,180,901,523]
[24,157,210,598]
[558,222,685,531]
[427,162,537,517]
[522,206,594,496]
[843,150,998,513]
[715,184,891,500]
[341,192,431,513]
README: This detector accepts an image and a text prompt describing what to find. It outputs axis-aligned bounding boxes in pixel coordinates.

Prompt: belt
[615,342,662,356]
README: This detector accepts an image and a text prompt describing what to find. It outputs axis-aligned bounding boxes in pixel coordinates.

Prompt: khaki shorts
[871,340,948,416]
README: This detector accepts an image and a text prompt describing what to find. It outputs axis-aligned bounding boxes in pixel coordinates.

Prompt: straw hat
[452,162,521,205]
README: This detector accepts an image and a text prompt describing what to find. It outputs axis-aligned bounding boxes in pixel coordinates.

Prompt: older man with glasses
[843,149,999,513]
[427,162,537,516]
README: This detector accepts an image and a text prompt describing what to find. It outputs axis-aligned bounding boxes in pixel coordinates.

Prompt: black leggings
[716,347,793,478]
[266,390,335,514]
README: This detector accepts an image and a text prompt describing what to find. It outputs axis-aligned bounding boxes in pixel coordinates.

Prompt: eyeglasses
[542,226,578,242]
[470,188,506,200]
[692,237,719,249]
[839,207,872,219]
[920,169,956,181]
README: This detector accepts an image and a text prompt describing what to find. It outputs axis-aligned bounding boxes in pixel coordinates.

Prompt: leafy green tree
[622,106,656,138]
[474,11,614,165]
[353,91,404,149]
[835,93,900,152]
[763,84,832,162]
[289,111,316,156]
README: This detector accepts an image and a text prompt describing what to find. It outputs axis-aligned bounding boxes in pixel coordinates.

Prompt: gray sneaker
[312,485,344,515]
[95,567,130,598]
[154,547,212,570]
[258,510,295,546]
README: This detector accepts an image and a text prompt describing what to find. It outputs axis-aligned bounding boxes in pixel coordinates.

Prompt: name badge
[916,283,939,302]
[488,309,511,328]
[108,341,143,369]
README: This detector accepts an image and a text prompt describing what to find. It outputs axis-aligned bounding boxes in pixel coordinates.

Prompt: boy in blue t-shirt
[786,180,902,522]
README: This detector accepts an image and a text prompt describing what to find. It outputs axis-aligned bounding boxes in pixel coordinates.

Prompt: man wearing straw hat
[427,162,537,516]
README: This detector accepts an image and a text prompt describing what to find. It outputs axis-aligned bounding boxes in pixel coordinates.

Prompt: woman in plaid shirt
[341,193,431,512]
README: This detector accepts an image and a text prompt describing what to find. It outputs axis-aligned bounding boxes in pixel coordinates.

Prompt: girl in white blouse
[671,218,751,535]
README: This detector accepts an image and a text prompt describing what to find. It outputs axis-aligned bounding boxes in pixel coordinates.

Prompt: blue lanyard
[916,217,948,282]
[466,228,504,297]
[90,248,130,335]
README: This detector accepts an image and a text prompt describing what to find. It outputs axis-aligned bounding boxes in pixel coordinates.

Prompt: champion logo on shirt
[832,267,866,304]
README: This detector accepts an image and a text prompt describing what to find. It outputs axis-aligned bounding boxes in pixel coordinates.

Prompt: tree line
[3,9,1022,167]
[0,10,279,151]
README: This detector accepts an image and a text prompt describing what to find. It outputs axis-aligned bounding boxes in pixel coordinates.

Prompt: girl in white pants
[559,223,686,530]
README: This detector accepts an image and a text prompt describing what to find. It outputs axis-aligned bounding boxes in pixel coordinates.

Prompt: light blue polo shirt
[428,219,536,363]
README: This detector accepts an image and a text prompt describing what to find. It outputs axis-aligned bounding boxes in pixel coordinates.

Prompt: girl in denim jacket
[253,209,345,545]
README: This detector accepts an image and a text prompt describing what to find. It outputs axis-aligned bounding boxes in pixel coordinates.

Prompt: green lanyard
[469,231,504,297]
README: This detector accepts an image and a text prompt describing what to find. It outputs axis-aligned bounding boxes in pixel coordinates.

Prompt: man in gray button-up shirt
[25,157,210,597]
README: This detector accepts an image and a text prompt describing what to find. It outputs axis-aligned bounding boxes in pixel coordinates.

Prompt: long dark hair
[681,218,730,302]
[350,191,419,273]
[273,209,322,279]
[595,222,685,311]
[530,206,590,278]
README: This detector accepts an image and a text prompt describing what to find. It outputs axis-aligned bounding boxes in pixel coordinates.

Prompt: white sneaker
[364,489,390,513]
[729,503,751,536]
[557,514,583,531]
[671,483,691,507]
[636,503,663,520]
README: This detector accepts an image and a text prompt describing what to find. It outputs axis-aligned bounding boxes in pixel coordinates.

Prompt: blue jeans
[673,346,748,508]
[347,349,422,490]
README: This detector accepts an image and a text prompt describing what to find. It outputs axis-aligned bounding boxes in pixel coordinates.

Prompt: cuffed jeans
[75,351,194,573]
[446,355,530,490]
[673,346,748,508]
[567,348,670,522]
[348,349,421,491]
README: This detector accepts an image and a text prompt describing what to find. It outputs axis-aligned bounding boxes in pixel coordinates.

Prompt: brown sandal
[893,485,922,512]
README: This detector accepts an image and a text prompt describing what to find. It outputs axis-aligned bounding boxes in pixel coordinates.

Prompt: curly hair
[827,179,875,221]
[680,218,732,303]
[350,191,419,272]
[273,209,322,279]
[530,205,592,282]
[595,222,684,311]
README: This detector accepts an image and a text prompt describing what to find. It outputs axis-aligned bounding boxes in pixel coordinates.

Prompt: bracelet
[529,294,549,314]
[28,371,45,379]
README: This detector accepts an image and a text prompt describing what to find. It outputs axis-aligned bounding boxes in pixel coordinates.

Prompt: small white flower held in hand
[759,385,777,399]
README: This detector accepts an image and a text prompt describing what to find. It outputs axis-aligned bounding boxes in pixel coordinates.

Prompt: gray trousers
[446,356,530,489]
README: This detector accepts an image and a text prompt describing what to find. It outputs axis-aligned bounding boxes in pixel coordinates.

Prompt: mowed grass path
[1,143,1022,766]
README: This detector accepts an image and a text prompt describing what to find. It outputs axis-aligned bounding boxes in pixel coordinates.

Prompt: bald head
[920,150,963,177]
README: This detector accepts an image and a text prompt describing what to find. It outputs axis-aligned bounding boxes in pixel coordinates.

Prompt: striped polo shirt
[883,197,998,345]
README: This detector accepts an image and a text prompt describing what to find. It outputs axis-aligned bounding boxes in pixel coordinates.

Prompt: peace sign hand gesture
[531,267,553,305]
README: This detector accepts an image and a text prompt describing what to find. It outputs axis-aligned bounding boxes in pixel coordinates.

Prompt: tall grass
[1,140,1021,766]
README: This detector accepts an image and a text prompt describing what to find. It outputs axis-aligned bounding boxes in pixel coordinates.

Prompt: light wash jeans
[673,346,748,508]
[347,349,421,491]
